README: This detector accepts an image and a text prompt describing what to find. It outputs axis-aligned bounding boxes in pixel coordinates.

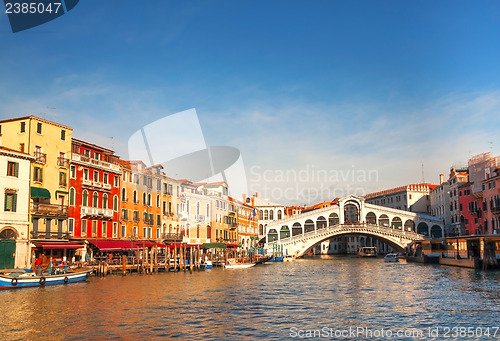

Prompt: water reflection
[1,256,500,340]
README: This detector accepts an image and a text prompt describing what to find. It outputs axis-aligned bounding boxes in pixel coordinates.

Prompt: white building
[249,194,285,238]
[0,147,33,269]
[365,183,437,214]
[430,173,452,236]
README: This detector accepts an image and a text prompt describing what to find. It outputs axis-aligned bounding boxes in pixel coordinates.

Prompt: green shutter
[14,162,19,177]
[12,194,17,212]
[4,194,9,211]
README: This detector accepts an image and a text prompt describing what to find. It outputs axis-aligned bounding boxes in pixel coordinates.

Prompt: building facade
[365,183,437,214]
[0,147,33,269]
[69,139,121,241]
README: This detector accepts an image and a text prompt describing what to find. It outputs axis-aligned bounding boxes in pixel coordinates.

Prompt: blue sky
[1,1,500,204]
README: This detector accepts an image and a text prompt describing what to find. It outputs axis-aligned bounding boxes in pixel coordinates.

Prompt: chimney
[255,192,258,198]
[242,194,247,202]
[439,174,444,184]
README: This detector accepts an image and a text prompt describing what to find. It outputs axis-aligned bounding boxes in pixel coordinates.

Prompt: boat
[254,255,272,265]
[283,255,295,262]
[224,263,255,269]
[357,247,377,257]
[384,253,400,262]
[223,259,255,269]
[0,268,93,289]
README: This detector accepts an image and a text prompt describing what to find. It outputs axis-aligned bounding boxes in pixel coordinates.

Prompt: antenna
[421,162,425,183]
[47,106,57,120]
[489,141,493,153]
[109,136,114,151]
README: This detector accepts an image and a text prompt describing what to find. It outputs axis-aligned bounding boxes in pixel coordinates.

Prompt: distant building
[365,183,437,214]
[248,193,285,238]
[430,173,451,234]
[481,167,500,235]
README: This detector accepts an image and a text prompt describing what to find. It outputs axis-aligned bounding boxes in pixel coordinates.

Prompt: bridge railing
[267,222,425,246]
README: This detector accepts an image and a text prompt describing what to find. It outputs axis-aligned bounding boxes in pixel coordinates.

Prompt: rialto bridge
[264,195,443,258]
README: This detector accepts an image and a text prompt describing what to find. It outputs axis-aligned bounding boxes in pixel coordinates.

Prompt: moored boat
[283,255,295,262]
[384,253,399,262]
[0,268,92,289]
[224,263,255,269]
[357,247,377,257]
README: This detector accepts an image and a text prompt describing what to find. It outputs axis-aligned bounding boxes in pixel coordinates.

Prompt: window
[4,192,17,212]
[83,169,89,180]
[102,221,107,235]
[20,121,25,133]
[103,173,108,184]
[70,165,76,179]
[61,129,66,141]
[121,225,126,238]
[34,167,43,182]
[157,214,161,226]
[133,190,138,203]
[19,143,24,152]
[7,162,19,177]
[93,192,98,208]
[142,193,147,205]
[114,175,119,187]
[113,195,119,211]
[157,195,160,208]
[122,188,127,202]
[84,149,90,157]
[156,228,160,239]
[69,188,75,206]
[113,222,118,237]
[82,190,88,206]
[93,171,99,182]
[59,172,67,186]
[133,226,137,237]
[36,122,42,134]
[82,219,87,234]
[92,220,97,235]
[103,194,108,209]
[143,227,147,237]
[68,218,74,235]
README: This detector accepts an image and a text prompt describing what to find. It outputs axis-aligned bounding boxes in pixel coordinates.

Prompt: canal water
[2,256,500,340]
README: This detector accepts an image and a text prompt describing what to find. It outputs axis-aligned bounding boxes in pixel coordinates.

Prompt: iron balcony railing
[31,231,71,239]
[57,157,70,168]
[161,233,183,242]
[34,152,47,164]
[32,203,68,217]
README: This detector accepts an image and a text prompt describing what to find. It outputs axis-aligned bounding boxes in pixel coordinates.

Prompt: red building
[482,167,500,235]
[69,139,121,241]
[457,182,482,235]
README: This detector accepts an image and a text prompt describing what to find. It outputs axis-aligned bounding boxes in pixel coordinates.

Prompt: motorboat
[283,255,295,262]
[223,259,255,269]
[384,253,400,262]
[0,268,92,289]
[357,247,377,257]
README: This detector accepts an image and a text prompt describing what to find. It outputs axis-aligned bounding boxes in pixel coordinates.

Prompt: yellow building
[0,116,72,247]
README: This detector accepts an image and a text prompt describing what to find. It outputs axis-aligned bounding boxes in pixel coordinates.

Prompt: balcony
[103,183,111,190]
[57,157,70,168]
[195,215,205,223]
[492,206,500,215]
[80,206,114,219]
[31,231,71,240]
[71,153,121,172]
[32,203,68,217]
[34,152,46,165]
[82,179,92,186]
[162,233,183,242]
[93,181,102,188]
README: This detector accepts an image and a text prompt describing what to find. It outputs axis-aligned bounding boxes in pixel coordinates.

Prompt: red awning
[136,242,166,248]
[226,243,238,248]
[88,239,137,251]
[33,242,84,250]
[166,243,199,248]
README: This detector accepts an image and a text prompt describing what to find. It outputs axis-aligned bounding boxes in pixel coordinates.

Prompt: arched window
[69,187,75,206]
[277,210,282,220]
[103,194,108,209]
[82,190,88,207]
[207,204,210,219]
[264,210,269,220]
[196,202,200,215]
[93,192,98,208]
[133,190,138,204]
[113,195,119,212]
[156,195,160,208]
[148,193,151,206]
[143,193,147,205]
[259,210,263,220]
[121,188,126,202]
[270,210,274,220]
